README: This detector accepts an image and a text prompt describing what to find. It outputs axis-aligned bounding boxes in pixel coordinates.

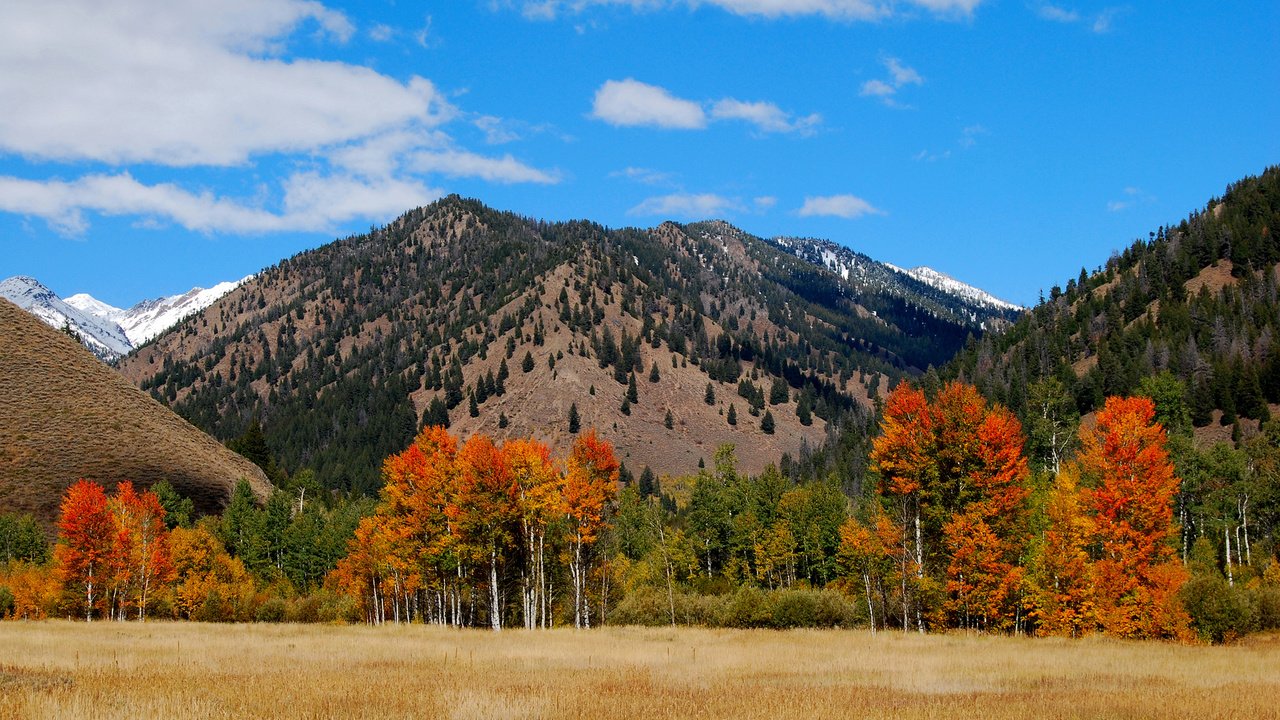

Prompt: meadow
[1,622,1278,719]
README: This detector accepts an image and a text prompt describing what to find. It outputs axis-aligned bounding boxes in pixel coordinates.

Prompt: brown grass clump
[0,299,270,531]
[1,621,1277,719]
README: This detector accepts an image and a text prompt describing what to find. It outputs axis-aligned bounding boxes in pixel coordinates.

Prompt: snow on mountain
[68,276,250,346]
[0,276,133,361]
[884,264,1022,313]
[3,274,248,362]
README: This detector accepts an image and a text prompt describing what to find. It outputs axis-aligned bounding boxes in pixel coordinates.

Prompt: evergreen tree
[761,409,775,434]
[568,403,581,433]
[627,372,639,403]
[664,409,674,429]
[727,403,738,426]
[649,361,660,383]
[705,382,716,405]
[522,351,535,373]
[469,393,479,418]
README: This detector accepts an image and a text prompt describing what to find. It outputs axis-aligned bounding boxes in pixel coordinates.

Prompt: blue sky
[1,1,1276,308]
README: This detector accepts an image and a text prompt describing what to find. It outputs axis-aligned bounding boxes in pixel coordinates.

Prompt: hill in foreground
[0,298,271,529]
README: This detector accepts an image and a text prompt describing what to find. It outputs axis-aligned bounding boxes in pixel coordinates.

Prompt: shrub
[0,586,14,618]
[255,597,288,623]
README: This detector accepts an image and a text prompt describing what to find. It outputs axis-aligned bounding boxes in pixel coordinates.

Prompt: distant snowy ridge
[67,275,250,346]
[884,264,1022,313]
[2,274,247,361]
[0,276,132,361]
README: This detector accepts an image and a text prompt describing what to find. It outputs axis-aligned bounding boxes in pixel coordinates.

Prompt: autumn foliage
[332,426,619,629]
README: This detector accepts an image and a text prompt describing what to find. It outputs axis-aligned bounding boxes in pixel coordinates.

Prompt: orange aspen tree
[563,430,619,628]
[505,438,561,629]
[55,479,114,620]
[381,426,461,625]
[942,406,1030,631]
[870,383,932,632]
[112,482,174,621]
[1078,396,1192,640]
[455,434,517,630]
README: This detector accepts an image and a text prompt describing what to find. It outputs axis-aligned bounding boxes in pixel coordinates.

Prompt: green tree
[0,513,48,565]
[705,382,716,405]
[727,403,738,426]
[150,481,193,529]
[761,409,775,434]
[568,403,581,433]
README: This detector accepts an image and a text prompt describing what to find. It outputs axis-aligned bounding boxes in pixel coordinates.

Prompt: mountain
[767,235,1022,328]
[0,276,132,361]
[0,275,247,361]
[116,198,1018,494]
[884,264,1023,315]
[66,276,251,347]
[948,166,1280,446]
[0,297,271,530]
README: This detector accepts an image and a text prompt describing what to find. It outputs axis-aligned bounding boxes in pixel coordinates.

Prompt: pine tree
[522,351,535,373]
[664,409,674,429]
[727,404,737,425]
[620,397,631,415]
[627,372,639,403]
[761,409,775,434]
[649,361,661,383]
[469,393,479,418]
[568,403,581,434]
[705,382,716,405]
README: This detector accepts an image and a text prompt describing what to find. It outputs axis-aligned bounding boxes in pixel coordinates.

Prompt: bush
[771,589,858,629]
[255,597,288,623]
[1182,574,1257,643]
[0,586,14,618]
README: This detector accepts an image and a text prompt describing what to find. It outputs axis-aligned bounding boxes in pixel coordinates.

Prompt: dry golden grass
[2,621,1278,719]
[0,299,270,530]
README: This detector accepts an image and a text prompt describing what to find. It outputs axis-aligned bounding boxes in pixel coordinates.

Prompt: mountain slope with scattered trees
[117,198,1013,495]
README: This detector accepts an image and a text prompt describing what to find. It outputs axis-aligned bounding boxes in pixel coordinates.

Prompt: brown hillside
[0,299,271,529]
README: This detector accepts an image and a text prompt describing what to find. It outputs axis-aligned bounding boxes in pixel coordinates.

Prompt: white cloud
[410,150,559,184]
[797,194,883,219]
[861,57,924,106]
[0,172,442,235]
[628,193,743,218]
[518,0,983,21]
[475,116,523,145]
[1107,186,1153,212]
[859,79,897,97]
[1033,3,1124,33]
[959,124,988,148]
[754,196,778,211]
[0,0,453,167]
[1036,4,1079,22]
[368,23,396,41]
[711,99,822,135]
[591,79,708,129]
[591,80,820,135]
[885,58,923,86]
[611,167,678,186]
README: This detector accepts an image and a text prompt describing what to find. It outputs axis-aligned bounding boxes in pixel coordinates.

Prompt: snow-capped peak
[0,276,133,360]
[66,275,251,346]
[885,264,1022,312]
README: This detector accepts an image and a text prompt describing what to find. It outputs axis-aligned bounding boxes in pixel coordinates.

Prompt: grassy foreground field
[1,622,1278,719]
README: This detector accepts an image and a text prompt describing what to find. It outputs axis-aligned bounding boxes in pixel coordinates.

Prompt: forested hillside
[951,167,1280,433]
[118,198,1012,494]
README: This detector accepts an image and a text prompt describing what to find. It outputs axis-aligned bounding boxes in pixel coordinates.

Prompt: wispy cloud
[628,193,743,218]
[610,167,678,187]
[1107,186,1154,212]
[1033,3,1126,33]
[517,0,984,22]
[591,79,821,135]
[861,57,924,107]
[797,194,883,219]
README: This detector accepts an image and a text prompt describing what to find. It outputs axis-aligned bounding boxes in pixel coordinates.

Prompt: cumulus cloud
[590,79,708,129]
[797,194,883,219]
[591,80,820,134]
[0,172,442,235]
[0,0,557,235]
[628,193,743,218]
[861,57,924,106]
[518,0,983,21]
